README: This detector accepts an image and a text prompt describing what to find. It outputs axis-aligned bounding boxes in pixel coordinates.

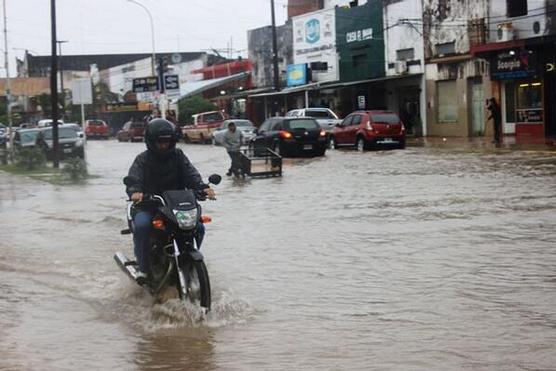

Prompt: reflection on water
[1,142,556,369]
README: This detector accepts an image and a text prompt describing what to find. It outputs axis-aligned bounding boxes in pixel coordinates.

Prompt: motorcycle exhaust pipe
[114,252,142,282]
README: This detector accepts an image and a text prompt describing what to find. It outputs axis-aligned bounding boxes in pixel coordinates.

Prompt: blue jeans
[132,211,205,273]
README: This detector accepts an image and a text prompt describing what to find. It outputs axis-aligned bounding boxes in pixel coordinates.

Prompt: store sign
[346,28,373,43]
[305,19,320,44]
[546,62,555,72]
[490,50,536,80]
[516,108,543,123]
[132,77,159,93]
[286,64,308,87]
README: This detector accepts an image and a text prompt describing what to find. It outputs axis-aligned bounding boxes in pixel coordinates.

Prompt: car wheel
[356,137,366,152]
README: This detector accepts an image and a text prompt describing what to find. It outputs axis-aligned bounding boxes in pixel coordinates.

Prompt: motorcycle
[114,174,221,313]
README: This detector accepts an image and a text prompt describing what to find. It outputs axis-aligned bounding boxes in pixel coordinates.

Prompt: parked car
[211,119,256,145]
[36,126,84,160]
[182,110,228,144]
[37,119,65,128]
[252,117,327,157]
[85,119,110,139]
[18,123,38,130]
[329,110,406,151]
[285,107,342,133]
[117,121,146,142]
[63,123,84,139]
[0,123,6,147]
[13,128,40,149]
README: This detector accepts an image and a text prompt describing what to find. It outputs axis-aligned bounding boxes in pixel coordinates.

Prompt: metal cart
[239,146,282,177]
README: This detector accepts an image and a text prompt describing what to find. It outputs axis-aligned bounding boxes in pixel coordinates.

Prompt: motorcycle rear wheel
[181,260,211,312]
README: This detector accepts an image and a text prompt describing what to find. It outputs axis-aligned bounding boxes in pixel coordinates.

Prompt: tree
[177,95,217,124]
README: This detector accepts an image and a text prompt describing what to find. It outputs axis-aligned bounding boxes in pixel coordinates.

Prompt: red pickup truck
[85,119,110,139]
[182,111,228,144]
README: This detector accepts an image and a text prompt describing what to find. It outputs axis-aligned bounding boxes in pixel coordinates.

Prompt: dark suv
[252,117,327,157]
[36,126,84,160]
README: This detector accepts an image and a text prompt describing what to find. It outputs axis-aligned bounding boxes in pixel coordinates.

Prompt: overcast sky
[3,0,288,77]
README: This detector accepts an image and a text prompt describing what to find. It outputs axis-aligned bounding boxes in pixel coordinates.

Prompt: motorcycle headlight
[173,208,198,230]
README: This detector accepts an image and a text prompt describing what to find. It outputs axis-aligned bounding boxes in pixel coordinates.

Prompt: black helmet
[145,118,177,156]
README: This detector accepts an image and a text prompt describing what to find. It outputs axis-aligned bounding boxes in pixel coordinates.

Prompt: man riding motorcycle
[125,118,216,282]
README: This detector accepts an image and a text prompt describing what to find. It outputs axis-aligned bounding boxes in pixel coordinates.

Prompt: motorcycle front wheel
[180,260,211,312]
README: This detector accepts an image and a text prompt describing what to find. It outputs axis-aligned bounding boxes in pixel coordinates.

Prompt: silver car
[211,119,256,146]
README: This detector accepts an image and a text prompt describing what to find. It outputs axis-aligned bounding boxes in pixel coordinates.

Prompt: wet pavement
[1,139,556,370]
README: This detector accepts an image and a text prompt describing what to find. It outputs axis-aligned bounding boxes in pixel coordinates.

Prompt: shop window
[517,82,542,108]
[437,80,458,123]
[504,82,516,123]
[396,48,414,61]
[507,0,527,17]
[435,42,455,57]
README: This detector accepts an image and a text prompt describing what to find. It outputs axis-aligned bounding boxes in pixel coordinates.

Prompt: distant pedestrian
[223,121,244,178]
[487,98,502,144]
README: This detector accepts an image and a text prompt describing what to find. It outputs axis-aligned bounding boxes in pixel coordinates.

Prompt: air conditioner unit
[394,60,408,74]
[497,23,516,42]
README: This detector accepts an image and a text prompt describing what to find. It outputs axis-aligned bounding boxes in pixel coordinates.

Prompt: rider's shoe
[135,271,149,286]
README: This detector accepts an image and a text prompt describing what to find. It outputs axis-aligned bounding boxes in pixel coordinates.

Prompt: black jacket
[125,148,207,197]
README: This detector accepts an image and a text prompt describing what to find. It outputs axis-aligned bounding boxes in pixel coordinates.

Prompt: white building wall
[383,0,424,76]
[424,0,488,55]
[489,0,547,42]
[323,0,367,8]
[292,8,339,83]
[105,57,204,97]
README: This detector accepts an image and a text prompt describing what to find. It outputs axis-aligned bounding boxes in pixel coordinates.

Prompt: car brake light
[279,130,292,139]
[319,129,326,137]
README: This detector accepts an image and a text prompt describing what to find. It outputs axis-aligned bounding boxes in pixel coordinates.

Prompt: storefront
[489,48,544,143]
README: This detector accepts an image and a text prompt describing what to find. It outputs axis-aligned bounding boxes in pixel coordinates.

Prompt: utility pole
[270,0,280,92]
[3,0,13,161]
[57,40,68,120]
[50,0,60,168]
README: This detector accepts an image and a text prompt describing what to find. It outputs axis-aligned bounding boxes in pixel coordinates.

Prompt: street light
[126,0,156,77]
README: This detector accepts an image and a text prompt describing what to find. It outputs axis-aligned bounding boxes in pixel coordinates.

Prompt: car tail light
[401,125,406,133]
[279,130,292,139]
[319,129,326,137]
[365,120,373,131]
[152,218,165,230]
[200,215,212,224]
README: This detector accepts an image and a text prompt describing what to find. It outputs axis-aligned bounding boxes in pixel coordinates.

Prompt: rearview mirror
[208,174,222,185]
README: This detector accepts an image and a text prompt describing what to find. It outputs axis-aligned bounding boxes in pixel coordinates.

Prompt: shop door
[471,80,485,136]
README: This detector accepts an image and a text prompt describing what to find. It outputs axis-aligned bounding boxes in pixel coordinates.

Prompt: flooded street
[1,140,556,370]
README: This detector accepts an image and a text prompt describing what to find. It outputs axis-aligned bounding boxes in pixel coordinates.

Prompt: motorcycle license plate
[303,144,313,150]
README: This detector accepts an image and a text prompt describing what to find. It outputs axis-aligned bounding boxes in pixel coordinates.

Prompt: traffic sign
[164,74,180,91]
[132,77,159,93]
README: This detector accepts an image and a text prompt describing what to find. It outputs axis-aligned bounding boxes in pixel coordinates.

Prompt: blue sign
[287,64,308,87]
[305,18,320,44]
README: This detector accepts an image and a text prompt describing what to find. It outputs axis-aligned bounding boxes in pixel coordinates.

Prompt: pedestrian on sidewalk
[487,97,502,144]
[223,121,244,178]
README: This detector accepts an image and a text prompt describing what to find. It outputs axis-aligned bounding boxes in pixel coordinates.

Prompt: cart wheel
[273,142,281,156]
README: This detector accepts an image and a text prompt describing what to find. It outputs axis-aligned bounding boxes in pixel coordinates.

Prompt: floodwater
[1,140,556,370]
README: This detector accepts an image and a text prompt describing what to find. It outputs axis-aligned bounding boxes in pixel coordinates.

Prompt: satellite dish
[171,53,182,64]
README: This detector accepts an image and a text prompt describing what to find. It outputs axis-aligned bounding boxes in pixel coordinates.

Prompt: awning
[317,73,423,90]
[175,72,250,100]
[470,40,524,56]
[248,82,321,98]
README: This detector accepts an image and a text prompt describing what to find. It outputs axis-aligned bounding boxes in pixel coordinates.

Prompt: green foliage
[177,95,217,124]
[14,147,47,170]
[60,156,88,182]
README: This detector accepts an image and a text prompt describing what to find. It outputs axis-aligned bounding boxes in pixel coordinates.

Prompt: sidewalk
[406,136,556,153]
